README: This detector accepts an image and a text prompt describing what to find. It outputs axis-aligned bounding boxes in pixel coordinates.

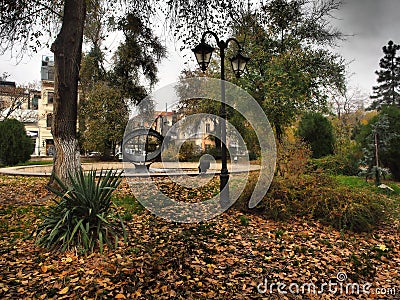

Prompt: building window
[48,70,54,81]
[32,96,39,110]
[41,56,55,81]
[46,113,53,128]
[48,92,54,104]
[206,123,211,133]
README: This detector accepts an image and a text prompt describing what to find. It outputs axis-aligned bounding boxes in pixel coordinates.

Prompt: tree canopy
[235,0,346,140]
[78,10,166,156]
[111,13,166,103]
[81,82,128,156]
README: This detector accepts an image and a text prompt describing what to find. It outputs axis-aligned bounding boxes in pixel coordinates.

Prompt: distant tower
[41,55,54,81]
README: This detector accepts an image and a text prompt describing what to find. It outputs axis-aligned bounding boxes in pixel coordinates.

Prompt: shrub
[202,146,221,160]
[237,172,393,232]
[178,141,201,162]
[0,119,34,166]
[35,169,126,253]
[310,152,360,176]
[276,137,312,178]
[298,112,335,158]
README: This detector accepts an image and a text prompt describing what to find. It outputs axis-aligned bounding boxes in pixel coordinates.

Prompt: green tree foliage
[370,41,400,110]
[81,82,128,156]
[79,46,106,150]
[298,112,335,159]
[110,13,166,104]
[235,0,346,140]
[357,105,400,181]
[79,11,166,156]
[0,119,34,166]
[178,0,345,156]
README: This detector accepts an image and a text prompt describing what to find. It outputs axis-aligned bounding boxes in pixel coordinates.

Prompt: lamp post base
[220,172,230,207]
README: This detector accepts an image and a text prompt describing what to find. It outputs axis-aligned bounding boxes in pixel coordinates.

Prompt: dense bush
[0,119,34,166]
[202,146,221,160]
[178,141,202,162]
[298,112,335,158]
[237,172,393,232]
[310,152,360,176]
[35,169,126,253]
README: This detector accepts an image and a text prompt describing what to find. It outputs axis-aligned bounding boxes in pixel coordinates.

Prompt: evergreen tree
[297,112,335,159]
[110,13,166,104]
[370,40,400,109]
[0,119,34,166]
[357,106,400,182]
[79,12,166,156]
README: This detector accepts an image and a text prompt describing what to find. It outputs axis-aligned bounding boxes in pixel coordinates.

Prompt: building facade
[0,56,56,156]
[38,56,56,156]
[0,80,42,155]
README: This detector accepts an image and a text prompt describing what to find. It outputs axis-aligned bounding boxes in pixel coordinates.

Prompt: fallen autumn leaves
[0,175,399,299]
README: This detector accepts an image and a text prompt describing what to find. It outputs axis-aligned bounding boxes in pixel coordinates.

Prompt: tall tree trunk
[275,124,283,143]
[49,0,86,186]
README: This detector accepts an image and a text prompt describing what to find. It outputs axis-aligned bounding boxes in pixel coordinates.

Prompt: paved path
[0,161,260,177]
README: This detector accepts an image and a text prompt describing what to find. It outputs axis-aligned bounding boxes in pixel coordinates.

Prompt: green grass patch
[335,175,371,189]
[20,160,53,166]
[0,160,54,168]
[335,175,400,196]
[0,205,46,243]
[113,195,144,215]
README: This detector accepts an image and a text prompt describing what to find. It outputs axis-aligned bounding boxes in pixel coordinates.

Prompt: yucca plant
[35,169,127,253]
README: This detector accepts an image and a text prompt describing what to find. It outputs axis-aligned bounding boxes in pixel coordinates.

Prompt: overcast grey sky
[1,0,399,97]
[332,0,400,95]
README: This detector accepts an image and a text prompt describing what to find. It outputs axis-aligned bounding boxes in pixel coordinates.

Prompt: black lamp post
[192,31,250,204]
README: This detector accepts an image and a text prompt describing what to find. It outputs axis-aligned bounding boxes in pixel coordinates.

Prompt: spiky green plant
[35,169,126,253]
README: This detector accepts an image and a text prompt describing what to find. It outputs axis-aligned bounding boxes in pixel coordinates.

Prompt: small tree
[358,105,400,182]
[81,82,128,157]
[298,112,335,158]
[0,119,34,166]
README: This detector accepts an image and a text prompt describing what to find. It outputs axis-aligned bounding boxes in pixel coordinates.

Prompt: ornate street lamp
[192,31,250,204]
[230,51,250,78]
[192,42,215,72]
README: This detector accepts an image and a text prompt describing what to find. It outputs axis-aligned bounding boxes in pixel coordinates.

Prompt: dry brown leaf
[59,286,69,295]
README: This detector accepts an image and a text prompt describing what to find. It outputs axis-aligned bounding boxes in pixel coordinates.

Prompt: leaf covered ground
[0,175,399,299]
